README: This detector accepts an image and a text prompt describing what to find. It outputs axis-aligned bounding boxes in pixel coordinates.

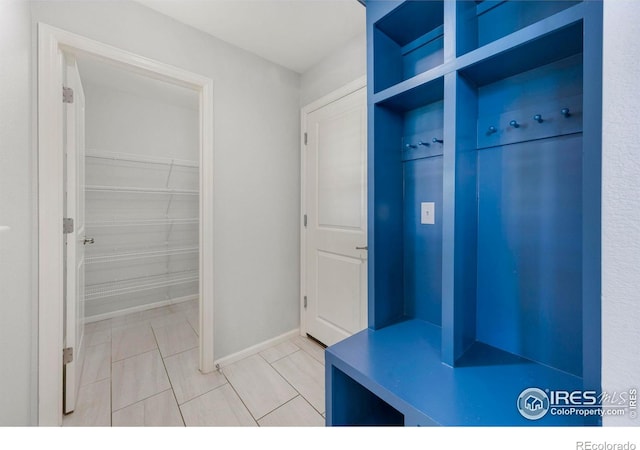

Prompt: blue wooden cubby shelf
[325,0,602,427]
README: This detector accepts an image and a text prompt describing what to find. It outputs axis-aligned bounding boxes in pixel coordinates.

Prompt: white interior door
[63,54,87,414]
[304,86,367,347]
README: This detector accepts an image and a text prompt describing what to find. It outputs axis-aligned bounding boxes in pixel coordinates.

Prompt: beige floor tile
[85,319,111,334]
[63,379,111,427]
[185,307,199,336]
[112,349,171,411]
[149,311,189,329]
[84,327,111,347]
[152,320,198,358]
[180,384,256,426]
[137,306,175,324]
[259,340,300,364]
[272,350,325,414]
[109,311,149,329]
[81,342,111,386]
[164,348,227,405]
[67,308,333,428]
[223,354,297,420]
[291,336,325,365]
[111,323,157,362]
[112,389,184,427]
[258,396,325,427]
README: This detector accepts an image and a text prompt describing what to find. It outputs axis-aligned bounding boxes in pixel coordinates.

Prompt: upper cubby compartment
[459,19,583,87]
[373,0,444,93]
[457,0,582,56]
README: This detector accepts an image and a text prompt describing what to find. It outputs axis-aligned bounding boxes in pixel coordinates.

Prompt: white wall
[300,32,366,106]
[0,0,35,426]
[602,0,640,426]
[31,0,301,360]
[84,81,199,161]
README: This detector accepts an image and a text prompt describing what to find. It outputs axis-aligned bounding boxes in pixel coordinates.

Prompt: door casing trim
[37,23,215,425]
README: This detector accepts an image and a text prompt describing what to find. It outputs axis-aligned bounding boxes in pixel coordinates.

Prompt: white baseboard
[85,294,198,323]
[214,328,301,368]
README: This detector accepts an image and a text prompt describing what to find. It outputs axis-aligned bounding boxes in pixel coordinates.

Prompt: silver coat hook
[509,120,520,128]
[487,126,497,135]
[418,141,430,147]
[561,108,571,118]
[405,143,417,149]
[432,137,443,144]
[533,114,543,123]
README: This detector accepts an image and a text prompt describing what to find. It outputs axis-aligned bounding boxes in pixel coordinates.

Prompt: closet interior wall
[81,75,199,321]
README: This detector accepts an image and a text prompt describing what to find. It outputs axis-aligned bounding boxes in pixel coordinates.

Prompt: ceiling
[134,0,366,74]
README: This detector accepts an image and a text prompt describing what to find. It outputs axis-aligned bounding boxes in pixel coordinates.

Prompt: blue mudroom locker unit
[325,0,603,426]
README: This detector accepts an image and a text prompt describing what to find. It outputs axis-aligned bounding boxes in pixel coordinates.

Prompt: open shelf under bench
[326,319,585,426]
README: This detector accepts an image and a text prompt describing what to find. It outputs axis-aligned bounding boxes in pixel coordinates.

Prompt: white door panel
[316,108,365,230]
[63,54,86,414]
[305,86,367,347]
[316,251,364,335]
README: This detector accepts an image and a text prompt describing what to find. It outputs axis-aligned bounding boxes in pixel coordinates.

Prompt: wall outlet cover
[421,202,435,225]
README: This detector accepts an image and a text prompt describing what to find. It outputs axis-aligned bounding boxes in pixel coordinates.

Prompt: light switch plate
[421,202,435,225]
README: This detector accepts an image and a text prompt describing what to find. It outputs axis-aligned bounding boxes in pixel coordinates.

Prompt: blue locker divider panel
[403,156,443,325]
[370,105,406,329]
[476,134,583,377]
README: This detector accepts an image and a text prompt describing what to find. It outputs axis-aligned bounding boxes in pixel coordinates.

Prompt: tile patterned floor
[63,300,326,427]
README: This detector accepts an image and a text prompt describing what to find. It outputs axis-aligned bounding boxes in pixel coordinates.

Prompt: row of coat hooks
[487,108,572,135]
[404,107,574,149]
[405,137,443,149]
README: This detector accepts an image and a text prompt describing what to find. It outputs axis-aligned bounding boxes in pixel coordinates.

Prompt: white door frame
[299,76,367,337]
[37,23,215,425]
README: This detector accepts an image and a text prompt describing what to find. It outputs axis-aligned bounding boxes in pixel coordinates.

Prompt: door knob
[83,237,95,245]
[355,246,368,250]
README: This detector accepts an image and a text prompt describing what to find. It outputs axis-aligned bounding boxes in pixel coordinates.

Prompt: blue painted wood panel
[580,1,603,410]
[373,27,404,93]
[457,0,581,56]
[476,54,582,117]
[369,105,405,329]
[328,365,404,426]
[403,156,443,325]
[375,0,444,47]
[326,320,585,426]
[476,134,583,377]
[373,0,444,92]
[459,20,583,88]
[447,73,480,365]
[334,0,602,427]
[402,35,444,84]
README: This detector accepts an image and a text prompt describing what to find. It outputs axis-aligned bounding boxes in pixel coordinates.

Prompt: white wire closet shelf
[84,147,199,319]
[85,185,199,195]
[85,269,199,301]
[86,217,198,228]
[86,245,198,264]
[86,149,198,168]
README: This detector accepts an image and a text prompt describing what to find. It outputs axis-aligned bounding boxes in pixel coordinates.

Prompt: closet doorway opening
[37,24,214,426]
